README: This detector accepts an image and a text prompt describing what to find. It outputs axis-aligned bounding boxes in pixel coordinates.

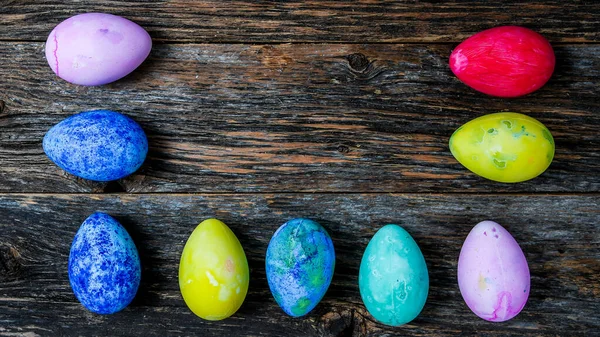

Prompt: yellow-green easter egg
[179,219,249,320]
[449,112,554,183]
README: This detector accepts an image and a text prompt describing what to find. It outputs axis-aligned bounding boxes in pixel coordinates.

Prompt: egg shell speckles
[179,219,250,321]
[266,218,335,317]
[449,112,555,183]
[359,225,429,326]
[43,110,148,182]
[449,26,555,97]
[45,13,152,86]
[69,212,141,314]
[458,221,530,322]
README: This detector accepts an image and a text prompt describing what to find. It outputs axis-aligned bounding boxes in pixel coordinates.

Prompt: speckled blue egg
[69,212,141,314]
[43,110,148,181]
[266,218,335,317]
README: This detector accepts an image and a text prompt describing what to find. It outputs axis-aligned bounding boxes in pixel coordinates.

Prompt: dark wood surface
[1,43,599,194]
[1,1,599,336]
[1,1,599,43]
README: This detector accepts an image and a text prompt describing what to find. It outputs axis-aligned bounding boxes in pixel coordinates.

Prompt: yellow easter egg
[179,218,249,320]
[449,112,555,183]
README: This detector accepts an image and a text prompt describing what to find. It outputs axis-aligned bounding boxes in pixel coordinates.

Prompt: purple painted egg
[45,13,152,86]
[457,221,530,322]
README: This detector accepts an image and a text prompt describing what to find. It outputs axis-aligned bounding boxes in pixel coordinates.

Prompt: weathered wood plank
[1,1,599,43]
[1,43,599,193]
[0,194,598,336]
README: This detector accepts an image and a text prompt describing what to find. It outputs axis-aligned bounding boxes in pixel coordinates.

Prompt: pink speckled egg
[457,221,530,322]
[45,13,152,86]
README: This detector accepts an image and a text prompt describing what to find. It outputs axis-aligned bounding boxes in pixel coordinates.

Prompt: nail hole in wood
[337,145,350,154]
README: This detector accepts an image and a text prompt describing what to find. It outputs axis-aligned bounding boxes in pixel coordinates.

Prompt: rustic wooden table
[1,1,599,336]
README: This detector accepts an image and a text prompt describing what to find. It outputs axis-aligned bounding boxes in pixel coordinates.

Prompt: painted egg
[45,13,152,86]
[43,110,148,182]
[179,219,249,320]
[450,26,555,97]
[266,218,335,317]
[449,112,554,183]
[69,212,141,314]
[458,221,530,322]
[359,225,429,326]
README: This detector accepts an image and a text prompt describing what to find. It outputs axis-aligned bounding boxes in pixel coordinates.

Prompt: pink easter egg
[45,13,152,86]
[458,220,530,322]
[449,26,555,97]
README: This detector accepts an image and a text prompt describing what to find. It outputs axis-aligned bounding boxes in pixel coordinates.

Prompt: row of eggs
[43,109,555,183]
[70,213,530,325]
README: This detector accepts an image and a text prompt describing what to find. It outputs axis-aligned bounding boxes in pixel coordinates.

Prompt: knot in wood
[0,100,5,115]
[346,53,369,72]
[318,308,366,337]
[0,244,23,282]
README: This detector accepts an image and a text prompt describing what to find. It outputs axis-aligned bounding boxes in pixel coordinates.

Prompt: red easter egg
[449,26,555,98]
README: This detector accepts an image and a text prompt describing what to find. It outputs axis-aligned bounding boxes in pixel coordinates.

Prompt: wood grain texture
[1,1,599,336]
[0,194,598,336]
[0,1,599,43]
[1,43,599,193]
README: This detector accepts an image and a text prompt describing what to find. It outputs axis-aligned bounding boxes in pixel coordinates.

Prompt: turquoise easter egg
[266,218,335,317]
[358,225,429,326]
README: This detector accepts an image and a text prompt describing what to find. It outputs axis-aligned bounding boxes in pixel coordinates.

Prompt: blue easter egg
[266,218,335,317]
[359,225,429,326]
[69,212,141,314]
[43,110,148,181]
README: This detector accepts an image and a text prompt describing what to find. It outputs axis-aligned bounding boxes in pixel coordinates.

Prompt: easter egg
[43,110,148,182]
[449,26,555,97]
[69,212,141,314]
[359,225,429,326]
[458,221,530,322]
[179,219,249,320]
[449,112,554,183]
[45,13,152,86]
[266,218,335,317]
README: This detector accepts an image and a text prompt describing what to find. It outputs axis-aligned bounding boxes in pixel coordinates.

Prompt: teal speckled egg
[358,225,429,326]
